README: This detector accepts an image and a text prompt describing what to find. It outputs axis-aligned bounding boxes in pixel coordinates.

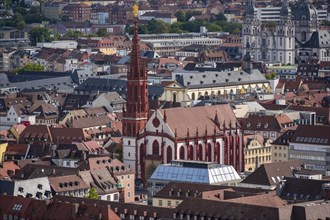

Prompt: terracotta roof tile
[49,174,89,192]
[158,104,237,139]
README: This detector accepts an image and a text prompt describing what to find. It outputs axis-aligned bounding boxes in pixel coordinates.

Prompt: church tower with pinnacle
[122,4,149,176]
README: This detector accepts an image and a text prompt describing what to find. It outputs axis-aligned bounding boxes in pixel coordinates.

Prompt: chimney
[124,209,128,214]
[153,212,157,218]
[134,210,137,215]
[143,211,147,217]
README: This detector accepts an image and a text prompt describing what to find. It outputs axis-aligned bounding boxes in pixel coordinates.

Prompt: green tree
[96,28,108,37]
[16,20,26,30]
[13,12,25,29]
[28,27,51,45]
[65,30,85,38]
[175,10,186,22]
[14,7,28,16]
[206,23,221,32]
[22,63,45,71]
[265,72,277,80]
[169,22,184,33]
[147,19,170,34]
[85,187,99,200]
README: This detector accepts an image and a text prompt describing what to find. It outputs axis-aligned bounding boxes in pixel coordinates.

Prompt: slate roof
[298,30,330,48]
[12,164,79,180]
[0,177,52,199]
[290,124,330,146]
[75,78,164,99]
[239,113,296,133]
[175,69,268,89]
[75,78,127,96]
[241,161,302,186]
[281,177,330,200]
[173,197,289,220]
[3,74,76,93]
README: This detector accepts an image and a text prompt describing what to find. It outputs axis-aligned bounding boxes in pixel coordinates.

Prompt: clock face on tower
[152,117,160,128]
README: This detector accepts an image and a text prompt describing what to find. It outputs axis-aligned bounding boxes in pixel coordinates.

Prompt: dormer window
[257,123,261,128]
[38,184,43,190]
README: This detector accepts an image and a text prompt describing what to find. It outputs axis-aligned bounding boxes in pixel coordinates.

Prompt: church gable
[143,110,175,138]
[165,81,185,90]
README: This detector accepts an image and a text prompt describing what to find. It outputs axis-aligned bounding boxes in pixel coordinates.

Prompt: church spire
[129,4,144,80]
[122,3,149,178]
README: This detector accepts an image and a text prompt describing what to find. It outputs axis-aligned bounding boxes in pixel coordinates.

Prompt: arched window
[189,145,194,160]
[216,142,221,163]
[198,144,203,160]
[302,31,306,41]
[217,90,221,96]
[166,146,172,163]
[152,140,159,156]
[207,143,212,162]
[179,146,185,160]
[204,91,208,97]
[191,93,195,100]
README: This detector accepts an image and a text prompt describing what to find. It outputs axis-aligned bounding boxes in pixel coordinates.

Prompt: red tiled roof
[158,104,237,139]
[49,175,89,192]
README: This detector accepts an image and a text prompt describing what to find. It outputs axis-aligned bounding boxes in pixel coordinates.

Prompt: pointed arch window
[152,140,159,156]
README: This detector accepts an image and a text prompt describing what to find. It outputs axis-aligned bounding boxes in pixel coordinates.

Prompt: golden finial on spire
[133,4,139,18]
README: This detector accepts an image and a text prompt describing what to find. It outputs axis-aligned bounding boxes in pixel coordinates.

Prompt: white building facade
[243,0,330,64]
